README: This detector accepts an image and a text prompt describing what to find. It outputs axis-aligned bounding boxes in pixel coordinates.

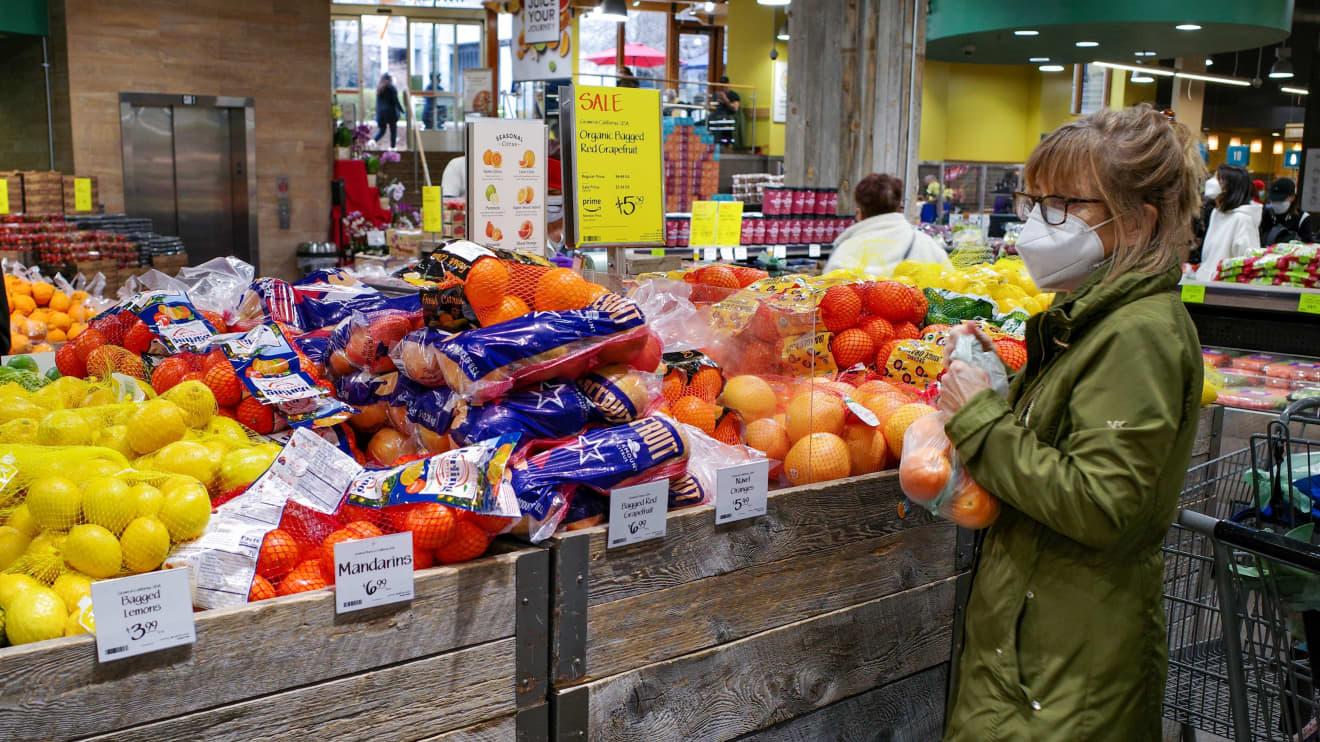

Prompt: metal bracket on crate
[516,702,550,742]
[553,534,590,685]
[516,547,550,710]
[552,685,590,742]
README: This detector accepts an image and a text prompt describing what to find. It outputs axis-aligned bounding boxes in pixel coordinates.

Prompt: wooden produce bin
[549,473,957,741]
[0,542,550,742]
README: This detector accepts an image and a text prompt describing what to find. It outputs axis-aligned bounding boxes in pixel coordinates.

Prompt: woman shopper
[939,104,1204,742]
[1196,163,1261,280]
[824,173,950,275]
[373,73,405,149]
[1259,176,1314,246]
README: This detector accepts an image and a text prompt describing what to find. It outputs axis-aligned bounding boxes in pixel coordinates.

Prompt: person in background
[1197,163,1261,280]
[1190,173,1220,264]
[824,173,951,275]
[711,76,744,150]
[1259,176,1313,246]
[616,66,641,88]
[373,73,405,149]
[941,103,1204,741]
[1253,178,1267,203]
[441,155,466,199]
[420,74,447,131]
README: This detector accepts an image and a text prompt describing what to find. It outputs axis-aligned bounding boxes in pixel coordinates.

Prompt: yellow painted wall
[723,1,786,156]
[920,62,950,162]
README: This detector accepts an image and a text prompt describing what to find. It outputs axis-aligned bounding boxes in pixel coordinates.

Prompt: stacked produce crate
[663,117,719,212]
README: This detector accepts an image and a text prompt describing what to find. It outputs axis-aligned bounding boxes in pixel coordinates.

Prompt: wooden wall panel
[58,0,332,279]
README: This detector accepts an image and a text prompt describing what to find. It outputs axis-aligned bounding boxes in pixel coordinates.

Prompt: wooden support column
[786,0,924,216]
[665,4,680,90]
[487,8,500,109]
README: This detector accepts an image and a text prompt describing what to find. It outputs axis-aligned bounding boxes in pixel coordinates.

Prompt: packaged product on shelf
[450,380,594,446]
[218,323,356,429]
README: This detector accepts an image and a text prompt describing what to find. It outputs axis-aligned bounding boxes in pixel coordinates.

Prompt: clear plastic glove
[939,359,993,416]
[942,323,995,368]
[938,326,1010,416]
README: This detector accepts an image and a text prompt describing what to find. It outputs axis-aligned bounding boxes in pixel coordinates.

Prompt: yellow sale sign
[0,179,8,215]
[74,177,92,212]
[572,85,664,246]
[689,201,717,247]
[421,186,443,233]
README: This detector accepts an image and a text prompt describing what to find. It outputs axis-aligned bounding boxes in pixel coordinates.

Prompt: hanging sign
[567,85,665,247]
[522,0,560,45]
[1225,146,1249,167]
[1285,150,1302,169]
[512,1,571,82]
[467,118,547,253]
[422,186,443,233]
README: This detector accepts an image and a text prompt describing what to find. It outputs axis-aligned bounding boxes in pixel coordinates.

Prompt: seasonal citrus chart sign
[571,85,664,247]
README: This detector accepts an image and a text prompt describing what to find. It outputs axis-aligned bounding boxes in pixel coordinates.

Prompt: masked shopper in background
[824,173,951,275]
[1196,163,1261,280]
[939,104,1204,742]
[1259,176,1314,246]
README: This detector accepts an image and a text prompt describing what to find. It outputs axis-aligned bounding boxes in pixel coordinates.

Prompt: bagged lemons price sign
[90,568,196,662]
[422,186,443,233]
[570,85,664,246]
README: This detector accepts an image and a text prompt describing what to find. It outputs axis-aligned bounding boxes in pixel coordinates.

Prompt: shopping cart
[1164,398,1320,741]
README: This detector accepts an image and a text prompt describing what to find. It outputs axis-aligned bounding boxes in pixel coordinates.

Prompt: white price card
[719,247,735,261]
[607,479,668,548]
[367,229,386,247]
[715,459,770,524]
[808,244,822,258]
[774,245,787,259]
[91,568,196,662]
[734,246,748,260]
[703,247,718,262]
[334,532,416,613]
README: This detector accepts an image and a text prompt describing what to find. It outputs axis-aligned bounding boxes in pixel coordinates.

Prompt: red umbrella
[585,43,667,68]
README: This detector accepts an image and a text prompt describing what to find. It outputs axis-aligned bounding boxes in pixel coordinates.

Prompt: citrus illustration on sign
[572,86,664,246]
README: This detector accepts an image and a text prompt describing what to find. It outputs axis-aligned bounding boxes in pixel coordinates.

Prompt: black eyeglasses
[1013,192,1105,225]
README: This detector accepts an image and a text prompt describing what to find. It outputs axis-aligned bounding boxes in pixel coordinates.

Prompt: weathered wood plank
[571,576,956,741]
[77,638,516,742]
[736,664,949,742]
[559,471,940,608]
[418,713,515,742]
[0,550,527,741]
[583,520,956,681]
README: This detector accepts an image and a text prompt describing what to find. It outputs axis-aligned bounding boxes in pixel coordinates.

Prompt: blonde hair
[1024,104,1206,280]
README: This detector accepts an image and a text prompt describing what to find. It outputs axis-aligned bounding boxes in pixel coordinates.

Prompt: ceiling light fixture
[1175,24,1202,31]
[594,0,628,21]
[1092,61,1174,76]
[1075,41,1099,48]
[1274,142,1285,155]
[1039,64,1065,72]
[1029,57,1049,63]
[1207,135,1219,150]
[1014,30,1039,36]
[1229,137,1242,148]
[776,18,789,41]
[1134,51,1157,57]
[1272,132,1280,136]
[1131,73,1155,83]
[1175,70,1251,87]
[1251,139,1263,153]
[1270,47,1295,79]
[1282,87,1310,95]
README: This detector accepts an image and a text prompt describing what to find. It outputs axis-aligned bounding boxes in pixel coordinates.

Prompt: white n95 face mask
[1204,177,1222,199]
[1015,205,1113,292]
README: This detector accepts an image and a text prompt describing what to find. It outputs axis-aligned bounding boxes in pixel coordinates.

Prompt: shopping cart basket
[1164,398,1320,741]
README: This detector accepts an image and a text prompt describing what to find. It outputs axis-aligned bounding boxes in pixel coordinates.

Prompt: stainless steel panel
[229,108,254,266]
[173,106,233,265]
[122,105,178,236]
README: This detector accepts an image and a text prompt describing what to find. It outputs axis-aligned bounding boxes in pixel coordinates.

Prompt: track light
[1270,47,1295,80]
[595,0,627,21]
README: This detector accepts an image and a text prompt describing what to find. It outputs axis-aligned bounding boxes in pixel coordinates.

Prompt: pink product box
[740,218,754,245]
[766,218,781,244]
[752,218,766,245]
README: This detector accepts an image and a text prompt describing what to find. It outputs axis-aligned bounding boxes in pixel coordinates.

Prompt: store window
[1075,64,1108,115]
[624,11,667,89]
[678,32,712,103]
[578,13,620,86]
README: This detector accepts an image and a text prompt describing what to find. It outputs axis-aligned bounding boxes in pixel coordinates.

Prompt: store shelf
[1181,281,1320,359]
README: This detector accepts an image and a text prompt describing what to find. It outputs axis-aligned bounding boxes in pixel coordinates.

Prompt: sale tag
[715,201,744,246]
[703,247,717,262]
[734,246,748,260]
[607,479,668,548]
[91,568,196,662]
[774,245,787,259]
[334,532,416,613]
[715,459,770,524]
[651,247,665,256]
[422,186,443,232]
[0,178,8,215]
[1180,284,1206,304]
[1300,293,1320,315]
[366,229,386,247]
[690,201,718,246]
[719,247,735,261]
[808,244,822,258]
[74,177,92,211]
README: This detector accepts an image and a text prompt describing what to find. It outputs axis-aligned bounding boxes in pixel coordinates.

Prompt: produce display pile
[1203,347,1320,411]
[5,268,107,354]
[1211,243,1320,288]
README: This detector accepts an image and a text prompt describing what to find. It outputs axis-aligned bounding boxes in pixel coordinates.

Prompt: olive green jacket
[943,263,1203,742]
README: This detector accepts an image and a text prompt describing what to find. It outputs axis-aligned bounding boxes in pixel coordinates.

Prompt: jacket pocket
[1012,597,1033,703]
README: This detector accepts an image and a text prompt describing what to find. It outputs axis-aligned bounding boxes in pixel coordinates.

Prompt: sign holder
[466,118,549,256]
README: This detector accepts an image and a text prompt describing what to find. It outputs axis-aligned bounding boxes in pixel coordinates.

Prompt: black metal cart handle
[1281,397,1320,428]
[1180,509,1320,573]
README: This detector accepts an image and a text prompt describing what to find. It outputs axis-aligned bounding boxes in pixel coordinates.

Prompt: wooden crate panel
[0,550,525,741]
[79,638,515,742]
[584,519,956,681]
[562,576,956,742]
[735,664,948,742]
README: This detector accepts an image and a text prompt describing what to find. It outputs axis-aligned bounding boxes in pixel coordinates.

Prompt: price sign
[607,479,667,548]
[690,201,718,247]
[0,179,8,215]
[91,568,196,662]
[808,244,822,258]
[366,229,386,247]
[73,178,92,212]
[703,247,717,262]
[715,459,770,524]
[651,247,665,256]
[1300,293,1320,315]
[774,245,787,259]
[467,118,547,252]
[734,246,748,260]
[1180,284,1206,304]
[422,186,443,233]
[715,201,744,246]
[719,247,735,261]
[334,532,416,613]
[571,86,665,246]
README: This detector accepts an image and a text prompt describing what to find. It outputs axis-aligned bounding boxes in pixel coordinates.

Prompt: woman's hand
[942,323,995,368]
[939,360,993,416]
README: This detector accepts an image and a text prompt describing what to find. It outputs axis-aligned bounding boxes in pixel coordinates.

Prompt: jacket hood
[1038,262,1182,345]
[1228,201,1263,225]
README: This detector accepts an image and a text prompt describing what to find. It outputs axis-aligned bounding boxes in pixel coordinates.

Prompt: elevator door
[120,95,255,269]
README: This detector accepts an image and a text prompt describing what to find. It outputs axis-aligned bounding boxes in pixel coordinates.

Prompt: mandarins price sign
[570,85,664,247]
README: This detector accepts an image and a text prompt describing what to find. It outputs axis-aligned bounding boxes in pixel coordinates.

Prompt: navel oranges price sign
[571,85,664,246]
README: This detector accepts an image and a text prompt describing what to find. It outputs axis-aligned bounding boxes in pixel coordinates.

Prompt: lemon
[204,416,252,449]
[37,409,94,446]
[94,425,135,459]
[81,387,118,408]
[49,377,90,408]
[6,504,39,538]
[64,524,122,578]
[64,610,88,636]
[0,574,43,611]
[121,517,171,573]
[159,475,203,496]
[128,483,165,517]
[163,381,216,429]
[22,532,66,582]
[0,398,45,425]
[31,385,69,411]
[152,441,220,488]
[79,458,124,482]
[26,476,83,530]
[71,599,95,633]
[1202,380,1220,407]
[127,399,188,455]
[51,572,92,614]
[0,525,32,570]
[81,477,135,535]
[158,483,211,541]
[0,418,38,444]
[6,588,67,645]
